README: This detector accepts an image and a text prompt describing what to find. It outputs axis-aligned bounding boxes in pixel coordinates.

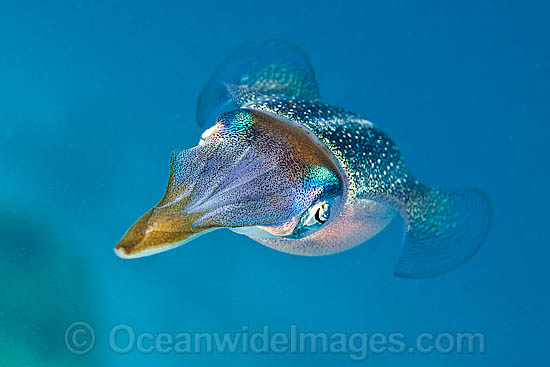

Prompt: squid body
[115,40,491,278]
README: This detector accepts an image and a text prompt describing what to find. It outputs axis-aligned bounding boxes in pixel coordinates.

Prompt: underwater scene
[1,1,548,366]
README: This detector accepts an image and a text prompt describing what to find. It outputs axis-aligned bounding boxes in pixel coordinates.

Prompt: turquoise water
[1,1,548,366]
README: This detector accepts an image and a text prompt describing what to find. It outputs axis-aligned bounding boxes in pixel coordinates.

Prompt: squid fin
[196,40,321,126]
[394,187,492,278]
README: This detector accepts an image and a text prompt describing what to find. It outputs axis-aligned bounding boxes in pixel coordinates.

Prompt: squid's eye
[303,201,330,227]
[314,204,329,224]
[287,201,332,239]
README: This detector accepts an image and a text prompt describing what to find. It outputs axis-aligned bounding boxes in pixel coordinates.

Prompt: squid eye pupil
[315,207,327,224]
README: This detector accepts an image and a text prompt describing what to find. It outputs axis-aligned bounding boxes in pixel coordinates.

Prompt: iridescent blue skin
[116,41,491,278]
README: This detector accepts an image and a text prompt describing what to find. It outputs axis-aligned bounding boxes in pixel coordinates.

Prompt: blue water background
[1,1,548,366]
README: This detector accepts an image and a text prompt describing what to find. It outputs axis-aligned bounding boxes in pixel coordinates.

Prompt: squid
[115,40,491,278]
